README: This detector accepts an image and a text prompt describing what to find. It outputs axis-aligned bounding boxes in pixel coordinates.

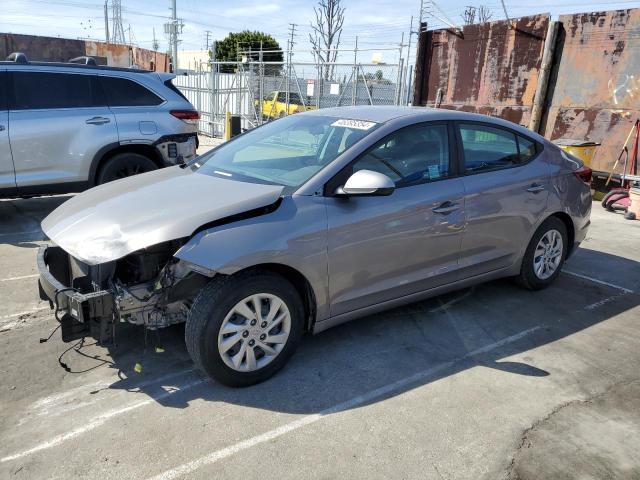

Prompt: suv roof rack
[6,52,28,64]
[69,56,98,66]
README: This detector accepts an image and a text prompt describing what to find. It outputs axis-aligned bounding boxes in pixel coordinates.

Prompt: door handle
[85,116,110,125]
[526,183,545,193]
[432,201,460,214]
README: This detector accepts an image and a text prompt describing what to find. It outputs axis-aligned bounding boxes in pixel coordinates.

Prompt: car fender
[175,195,331,321]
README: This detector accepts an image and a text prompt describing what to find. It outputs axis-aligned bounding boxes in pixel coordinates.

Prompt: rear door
[0,69,17,195]
[97,75,165,142]
[455,122,549,278]
[9,70,118,191]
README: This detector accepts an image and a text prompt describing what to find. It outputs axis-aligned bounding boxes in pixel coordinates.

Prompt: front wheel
[517,217,568,290]
[185,270,304,387]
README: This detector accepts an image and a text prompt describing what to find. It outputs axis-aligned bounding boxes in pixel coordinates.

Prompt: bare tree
[477,5,493,22]
[462,4,493,25]
[462,6,476,25]
[309,0,345,80]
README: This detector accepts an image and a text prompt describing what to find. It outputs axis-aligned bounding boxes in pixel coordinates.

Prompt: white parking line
[1,375,208,463]
[27,368,196,420]
[563,270,634,294]
[0,306,49,322]
[144,326,542,480]
[1,327,540,465]
[0,274,39,283]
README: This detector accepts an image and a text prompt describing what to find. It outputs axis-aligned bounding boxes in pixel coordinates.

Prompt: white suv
[0,53,199,197]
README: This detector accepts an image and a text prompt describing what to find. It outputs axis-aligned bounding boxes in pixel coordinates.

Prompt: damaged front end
[38,240,208,344]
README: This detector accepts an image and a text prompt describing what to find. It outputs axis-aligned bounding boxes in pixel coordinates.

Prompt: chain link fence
[174,51,407,138]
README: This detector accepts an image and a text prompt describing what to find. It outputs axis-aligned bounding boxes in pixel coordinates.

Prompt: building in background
[178,50,211,72]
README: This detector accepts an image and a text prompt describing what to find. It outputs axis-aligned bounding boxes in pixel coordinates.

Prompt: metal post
[395,58,404,105]
[529,21,559,133]
[104,1,110,43]
[259,48,264,124]
[404,15,414,106]
[397,33,405,105]
[352,36,358,106]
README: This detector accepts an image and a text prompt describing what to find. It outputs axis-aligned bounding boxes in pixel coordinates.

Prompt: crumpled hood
[42,166,284,265]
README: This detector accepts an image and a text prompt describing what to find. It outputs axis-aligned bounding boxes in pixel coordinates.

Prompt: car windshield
[194,115,378,188]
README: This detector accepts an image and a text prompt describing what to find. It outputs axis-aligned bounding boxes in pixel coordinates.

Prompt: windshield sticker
[331,119,377,130]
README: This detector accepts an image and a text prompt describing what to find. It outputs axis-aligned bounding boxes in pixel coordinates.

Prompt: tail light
[170,110,200,124]
[573,165,592,185]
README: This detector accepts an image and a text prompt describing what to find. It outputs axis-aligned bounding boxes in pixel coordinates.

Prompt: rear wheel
[96,153,157,185]
[517,217,568,290]
[185,270,304,387]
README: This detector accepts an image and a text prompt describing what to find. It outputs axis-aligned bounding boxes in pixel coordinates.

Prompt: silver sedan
[38,106,592,386]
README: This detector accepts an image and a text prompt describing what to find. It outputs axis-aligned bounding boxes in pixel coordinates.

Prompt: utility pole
[171,0,178,71]
[152,28,159,51]
[204,30,211,51]
[104,0,110,43]
[165,0,183,72]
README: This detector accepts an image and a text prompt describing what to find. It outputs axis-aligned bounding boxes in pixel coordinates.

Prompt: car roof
[303,105,545,141]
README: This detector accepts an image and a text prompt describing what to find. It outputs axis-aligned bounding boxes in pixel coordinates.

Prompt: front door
[0,70,16,195]
[456,122,550,278]
[9,70,118,191]
[325,122,466,317]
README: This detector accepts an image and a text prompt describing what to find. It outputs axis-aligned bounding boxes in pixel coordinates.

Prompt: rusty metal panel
[413,15,550,127]
[542,9,640,174]
[0,33,85,62]
[1,33,169,72]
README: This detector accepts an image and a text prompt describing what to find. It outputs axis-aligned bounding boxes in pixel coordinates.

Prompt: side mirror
[338,169,395,196]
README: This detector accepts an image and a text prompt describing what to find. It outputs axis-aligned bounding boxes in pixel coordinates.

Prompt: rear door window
[11,72,98,110]
[459,124,523,173]
[99,76,163,107]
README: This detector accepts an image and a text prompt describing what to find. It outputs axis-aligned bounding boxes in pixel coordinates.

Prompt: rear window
[164,79,189,101]
[11,72,98,110]
[99,76,163,107]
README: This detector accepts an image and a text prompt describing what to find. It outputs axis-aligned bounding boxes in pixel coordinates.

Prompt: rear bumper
[37,246,114,342]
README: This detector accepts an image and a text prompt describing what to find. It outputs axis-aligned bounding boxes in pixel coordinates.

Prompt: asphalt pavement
[1,194,639,480]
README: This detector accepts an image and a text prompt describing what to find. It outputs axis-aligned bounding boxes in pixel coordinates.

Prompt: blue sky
[2,0,638,64]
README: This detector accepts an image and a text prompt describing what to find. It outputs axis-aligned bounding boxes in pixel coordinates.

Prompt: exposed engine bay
[40,240,209,344]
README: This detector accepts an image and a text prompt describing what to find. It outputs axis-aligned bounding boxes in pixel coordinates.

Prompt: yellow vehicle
[258,91,316,119]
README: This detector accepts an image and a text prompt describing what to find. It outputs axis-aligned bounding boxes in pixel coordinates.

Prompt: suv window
[459,123,537,173]
[351,123,450,187]
[0,72,6,110]
[11,72,97,110]
[99,76,163,107]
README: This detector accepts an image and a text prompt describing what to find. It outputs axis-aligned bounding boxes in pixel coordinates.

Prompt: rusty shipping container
[413,15,550,128]
[1,33,169,72]
[542,9,640,175]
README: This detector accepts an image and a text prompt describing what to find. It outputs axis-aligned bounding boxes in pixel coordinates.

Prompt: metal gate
[174,50,405,138]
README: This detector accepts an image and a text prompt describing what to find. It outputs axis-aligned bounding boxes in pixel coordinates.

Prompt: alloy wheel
[217,293,291,372]
[533,229,563,280]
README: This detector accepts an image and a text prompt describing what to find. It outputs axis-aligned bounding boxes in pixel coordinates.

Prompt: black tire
[185,270,304,387]
[96,153,158,185]
[517,217,568,291]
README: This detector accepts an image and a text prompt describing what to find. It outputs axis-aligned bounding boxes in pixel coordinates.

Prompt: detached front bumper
[37,246,114,342]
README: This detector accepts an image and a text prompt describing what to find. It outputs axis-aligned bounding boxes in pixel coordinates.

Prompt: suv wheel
[185,270,304,387]
[97,153,157,185]
[517,217,568,290]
